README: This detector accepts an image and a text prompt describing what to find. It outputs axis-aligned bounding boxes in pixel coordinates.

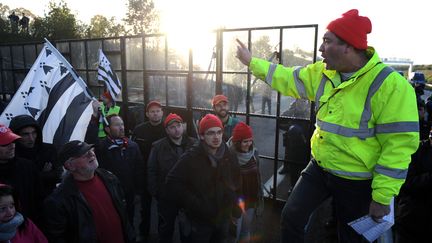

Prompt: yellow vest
[249,47,419,205]
[98,103,120,138]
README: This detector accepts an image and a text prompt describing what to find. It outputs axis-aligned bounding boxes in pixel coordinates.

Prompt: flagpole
[44,38,96,101]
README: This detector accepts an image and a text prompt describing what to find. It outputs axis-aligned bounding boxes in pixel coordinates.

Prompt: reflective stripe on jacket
[249,47,419,205]
[98,103,120,138]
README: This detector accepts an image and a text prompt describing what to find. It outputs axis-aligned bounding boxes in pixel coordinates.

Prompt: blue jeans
[281,160,372,243]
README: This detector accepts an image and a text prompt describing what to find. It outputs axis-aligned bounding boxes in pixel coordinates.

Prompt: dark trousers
[186,218,230,243]
[281,160,372,243]
[158,199,180,243]
[125,192,135,226]
[140,191,152,239]
[261,97,271,114]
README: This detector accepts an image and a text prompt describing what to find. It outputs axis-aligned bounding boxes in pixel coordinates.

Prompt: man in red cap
[166,114,240,242]
[147,113,196,242]
[211,94,241,142]
[131,100,165,241]
[0,124,43,225]
[236,9,419,242]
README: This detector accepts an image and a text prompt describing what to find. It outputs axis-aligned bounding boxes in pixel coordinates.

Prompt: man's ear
[145,112,149,118]
[199,134,204,140]
[64,160,74,171]
[104,126,110,134]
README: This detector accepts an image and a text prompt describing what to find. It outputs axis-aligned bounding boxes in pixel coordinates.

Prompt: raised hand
[236,39,252,66]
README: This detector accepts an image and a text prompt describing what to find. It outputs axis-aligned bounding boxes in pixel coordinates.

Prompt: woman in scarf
[228,122,264,243]
[0,184,47,243]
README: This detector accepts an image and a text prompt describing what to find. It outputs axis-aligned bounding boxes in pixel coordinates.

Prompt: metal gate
[0,24,318,202]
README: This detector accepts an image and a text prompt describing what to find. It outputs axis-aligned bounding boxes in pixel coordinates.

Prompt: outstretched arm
[236,39,252,66]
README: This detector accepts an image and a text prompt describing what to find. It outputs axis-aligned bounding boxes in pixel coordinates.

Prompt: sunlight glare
[158,0,225,69]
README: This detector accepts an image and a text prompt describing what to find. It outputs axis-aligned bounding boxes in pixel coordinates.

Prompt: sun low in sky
[2,0,431,64]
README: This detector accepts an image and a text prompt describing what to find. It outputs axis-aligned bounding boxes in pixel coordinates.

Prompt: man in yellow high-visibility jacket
[98,91,120,138]
[236,9,419,242]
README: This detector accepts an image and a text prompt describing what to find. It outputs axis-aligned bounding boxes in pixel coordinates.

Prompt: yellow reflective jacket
[98,103,121,138]
[249,47,419,205]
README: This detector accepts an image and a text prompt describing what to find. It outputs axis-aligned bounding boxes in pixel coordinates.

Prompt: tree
[86,15,125,38]
[0,4,36,43]
[32,0,83,40]
[0,4,11,34]
[125,0,159,35]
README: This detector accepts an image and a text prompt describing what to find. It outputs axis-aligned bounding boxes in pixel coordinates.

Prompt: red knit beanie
[199,114,223,134]
[164,113,183,127]
[232,122,253,142]
[326,9,372,50]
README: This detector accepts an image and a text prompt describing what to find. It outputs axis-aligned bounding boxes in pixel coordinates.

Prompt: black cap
[58,140,94,165]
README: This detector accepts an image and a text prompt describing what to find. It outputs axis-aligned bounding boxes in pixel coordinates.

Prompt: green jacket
[249,47,419,205]
[98,103,120,138]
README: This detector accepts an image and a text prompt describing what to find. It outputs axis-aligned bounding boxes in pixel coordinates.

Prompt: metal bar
[84,40,91,93]
[215,30,223,94]
[21,45,26,69]
[141,35,146,104]
[271,28,284,202]
[143,35,149,104]
[9,46,17,92]
[0,49,4,101]
[120,37,129,132]
[245,30,252,124]
[187,48,193,110]
[164,35,168,104]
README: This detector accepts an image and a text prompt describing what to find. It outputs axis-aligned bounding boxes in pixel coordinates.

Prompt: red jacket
[11,219,47,243]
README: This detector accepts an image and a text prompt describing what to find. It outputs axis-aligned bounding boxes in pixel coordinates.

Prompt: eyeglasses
[204,130,223,137]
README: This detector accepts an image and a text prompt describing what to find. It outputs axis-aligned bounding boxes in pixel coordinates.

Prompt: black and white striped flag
[98,49,122,100]
[0,40,94,146]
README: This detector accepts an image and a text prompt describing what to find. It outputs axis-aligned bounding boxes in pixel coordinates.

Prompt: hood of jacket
[9,114,43,149]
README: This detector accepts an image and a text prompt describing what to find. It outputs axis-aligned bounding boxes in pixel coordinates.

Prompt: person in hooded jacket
[227,122,263,243]
[9,115,61,198]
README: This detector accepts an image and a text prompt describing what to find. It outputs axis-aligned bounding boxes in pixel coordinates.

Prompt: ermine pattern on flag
[0,42,93,146]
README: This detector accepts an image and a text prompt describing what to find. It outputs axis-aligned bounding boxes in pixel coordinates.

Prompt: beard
[217,110,228,118]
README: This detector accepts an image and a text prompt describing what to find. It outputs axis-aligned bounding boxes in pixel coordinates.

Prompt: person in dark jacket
[43,140,135,243]
[147,113,196,242]
[132,100,165,241]
[96,114,144,222]
[9,115,61,198]
[394,129,432,243]
[227,122,263,243]
[166,114,241,242]
[0,124,43,225]
[278,124,309,186]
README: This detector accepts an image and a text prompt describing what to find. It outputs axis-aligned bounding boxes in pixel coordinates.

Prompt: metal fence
[0,24,319,201]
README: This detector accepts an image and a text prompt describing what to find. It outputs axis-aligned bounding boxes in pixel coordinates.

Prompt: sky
[1,0,431,65]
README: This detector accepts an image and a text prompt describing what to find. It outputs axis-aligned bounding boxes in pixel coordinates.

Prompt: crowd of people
[0,8,429,243]
[0,91,264,243]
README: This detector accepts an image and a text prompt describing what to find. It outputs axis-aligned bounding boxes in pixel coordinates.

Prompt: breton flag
[0,40,94,146]
[98,49,122,100]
